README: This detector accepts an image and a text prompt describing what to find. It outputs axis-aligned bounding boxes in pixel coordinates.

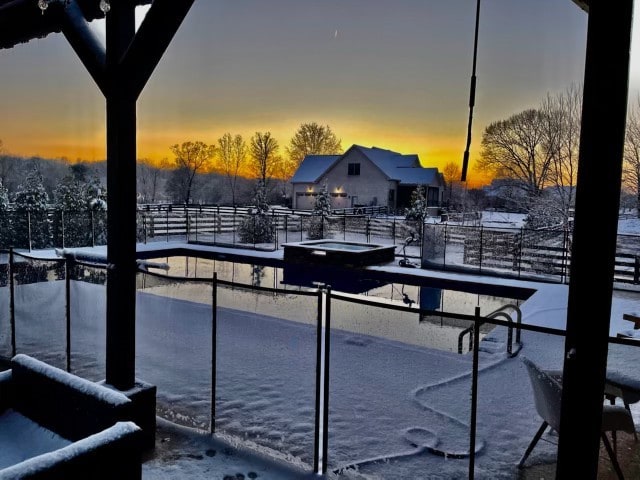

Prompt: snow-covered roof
[291,145,442,186]
[290,155,340,183]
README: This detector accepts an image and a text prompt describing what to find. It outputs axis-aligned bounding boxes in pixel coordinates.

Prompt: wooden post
[558,2,633,478]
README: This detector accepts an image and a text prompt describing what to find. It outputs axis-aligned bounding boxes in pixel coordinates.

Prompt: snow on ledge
[12,355,130,407]
[0,421,140,477]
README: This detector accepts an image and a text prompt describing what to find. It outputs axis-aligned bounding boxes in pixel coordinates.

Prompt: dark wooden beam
[120,0,196,99]
[60,1,106,95]
[105,1,137,391]
[557,1,633,478]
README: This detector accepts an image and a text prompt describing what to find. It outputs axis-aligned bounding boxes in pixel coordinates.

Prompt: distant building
[290,145,445,211]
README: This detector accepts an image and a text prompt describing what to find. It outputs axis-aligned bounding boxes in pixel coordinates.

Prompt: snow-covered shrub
[238,181,275,244]
[307,183,332,240]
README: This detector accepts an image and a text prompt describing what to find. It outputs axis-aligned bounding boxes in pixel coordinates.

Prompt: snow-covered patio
[2,242,640,479]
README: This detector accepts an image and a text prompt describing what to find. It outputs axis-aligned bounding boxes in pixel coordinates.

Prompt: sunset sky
[0,0,638,186]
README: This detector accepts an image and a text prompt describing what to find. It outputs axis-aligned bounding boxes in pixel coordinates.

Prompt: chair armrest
[0,421,143,480]
[0,370,13,412]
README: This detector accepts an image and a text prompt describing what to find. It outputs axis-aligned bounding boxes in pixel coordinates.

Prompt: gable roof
[290,155,341,183]
[290,145,444,187]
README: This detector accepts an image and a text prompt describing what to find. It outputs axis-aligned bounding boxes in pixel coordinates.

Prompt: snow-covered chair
[0,354,143,479]
[518,356,635,479]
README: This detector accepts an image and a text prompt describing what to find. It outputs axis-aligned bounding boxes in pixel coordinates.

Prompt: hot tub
[282,240,397,267]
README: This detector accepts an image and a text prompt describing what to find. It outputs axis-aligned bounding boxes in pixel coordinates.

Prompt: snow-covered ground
[0,212,639,479]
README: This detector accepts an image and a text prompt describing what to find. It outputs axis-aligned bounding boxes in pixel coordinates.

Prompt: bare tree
[539,84,581,226]
[250,132,279,186]
[137,158,166,204]
[442,162,462,206]
[217,133,246,206]
[624,95,640,217]
[478,109,556,203]
[286,122,342,169]
[170,141,216,204]
[272,154,296,204]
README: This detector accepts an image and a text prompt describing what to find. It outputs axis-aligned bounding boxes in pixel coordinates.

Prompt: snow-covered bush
[238,181,274,244]
[53,174,107,247]
[307,183,332,240]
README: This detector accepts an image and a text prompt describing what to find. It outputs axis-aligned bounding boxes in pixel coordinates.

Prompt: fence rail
[2,206,640,286]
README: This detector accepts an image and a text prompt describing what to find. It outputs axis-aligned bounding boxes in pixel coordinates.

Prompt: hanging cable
[461,0,481,182]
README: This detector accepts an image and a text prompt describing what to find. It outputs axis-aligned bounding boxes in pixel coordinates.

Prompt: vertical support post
[61,211,65,248]
[468,306,481,480]
[9,248,16,358]
[166,209,169,242]
[27,211,32,252]
[443,223,448,270]
[322,286,332,474]
[105,2,137,391]
[210,272,217,434]
[91,210,95,247]
[558,2,633,478]
[478,225,484,273]
[65,257,72,372]
[284,215,288,244]
[634,256,639,285]
[313,286,323,474]
[517,227,524,278]
[233,207,237,245]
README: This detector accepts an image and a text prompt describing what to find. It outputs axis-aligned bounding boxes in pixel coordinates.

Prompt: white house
[290,145,445,211]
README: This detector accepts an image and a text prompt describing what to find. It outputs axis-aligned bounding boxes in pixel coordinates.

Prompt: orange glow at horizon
[3,124,493,188]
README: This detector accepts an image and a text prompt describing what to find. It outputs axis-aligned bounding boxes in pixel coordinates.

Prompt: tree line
[471,83,640,226]
[140,122,342,206]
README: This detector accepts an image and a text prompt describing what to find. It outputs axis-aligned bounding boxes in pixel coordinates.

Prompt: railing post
[392,217,396,245]
[634,256,639,284]
[468,306,481,480]
[61,211,65,248]
[9,247,16,358]
[284,215,288,244]
[210,272,217,435]
[313,286,323,474]
[517,227,524,278]
[273,211,278,250]
[65,257,72,372]
[27,211,32,252]
[233,207,237,246]
[443,223,448,270]
[322,286,331,474]
[91,210,96,247]
[166,209,170,242]
[478,225,484,273]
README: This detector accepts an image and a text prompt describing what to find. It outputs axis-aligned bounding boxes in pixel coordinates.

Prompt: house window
[348,163,360,176]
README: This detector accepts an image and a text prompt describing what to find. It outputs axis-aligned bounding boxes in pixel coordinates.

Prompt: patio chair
[518,356,636,479]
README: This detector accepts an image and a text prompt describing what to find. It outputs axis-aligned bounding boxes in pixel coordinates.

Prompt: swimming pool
[140,255,530,353]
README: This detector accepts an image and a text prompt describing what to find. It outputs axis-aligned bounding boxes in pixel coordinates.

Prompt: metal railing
[458,303,523,356]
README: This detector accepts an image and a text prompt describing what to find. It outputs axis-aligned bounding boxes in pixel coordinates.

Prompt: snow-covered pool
[141,256,528,353]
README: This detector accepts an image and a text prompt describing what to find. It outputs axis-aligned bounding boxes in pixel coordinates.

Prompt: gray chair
[518,356,636,479]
